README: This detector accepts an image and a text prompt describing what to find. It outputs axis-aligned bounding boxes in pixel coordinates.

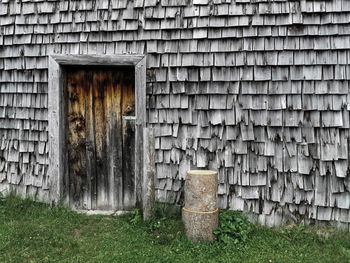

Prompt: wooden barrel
[182,170,218,242]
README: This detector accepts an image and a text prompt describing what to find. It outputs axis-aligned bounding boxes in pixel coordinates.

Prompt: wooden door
[65,67,135,210]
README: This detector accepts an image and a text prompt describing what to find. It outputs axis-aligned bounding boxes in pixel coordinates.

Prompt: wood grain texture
[135,57,147,207]
[67,70,87,208]
[65,67,135,210]
[52,55,144,67]
[48,56,62,204]
[182,208,219,243]
[143,127,155,220]
[84,71,95,210]
[121,70,136,209]
[111,71,123,210]
[184,170,218,212]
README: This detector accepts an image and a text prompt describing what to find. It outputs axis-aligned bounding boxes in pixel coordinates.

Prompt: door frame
[48,54,146,208]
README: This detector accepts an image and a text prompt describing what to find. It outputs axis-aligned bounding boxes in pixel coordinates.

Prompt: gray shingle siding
[1,0,350,227]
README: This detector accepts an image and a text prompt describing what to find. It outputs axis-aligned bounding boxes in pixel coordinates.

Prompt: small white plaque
[122,116,136,120]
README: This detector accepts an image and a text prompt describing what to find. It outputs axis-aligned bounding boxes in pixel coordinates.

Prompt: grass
[1,195,350,263]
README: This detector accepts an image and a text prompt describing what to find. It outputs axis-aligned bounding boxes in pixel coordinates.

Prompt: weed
[129,209,142,226]
[214,210,251,244]
[148,216,167,231]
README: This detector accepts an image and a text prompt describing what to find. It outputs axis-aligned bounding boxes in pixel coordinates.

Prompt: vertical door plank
[104,70,115,209]
[84,70,96,210]
[112,71,123,210]
[93,70,109,209]
[80,71,89,209]
[104,70,112,208]
[67,70,87,209]
[121,69,136,209]
[62,72,70,206]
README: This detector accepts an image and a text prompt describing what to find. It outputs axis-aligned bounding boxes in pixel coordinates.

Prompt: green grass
[1,195,350,263]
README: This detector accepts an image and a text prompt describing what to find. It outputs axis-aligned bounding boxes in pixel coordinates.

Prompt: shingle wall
[1,0,350,227]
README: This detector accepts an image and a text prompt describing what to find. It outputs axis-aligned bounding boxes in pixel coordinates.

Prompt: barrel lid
[187,170,217,175]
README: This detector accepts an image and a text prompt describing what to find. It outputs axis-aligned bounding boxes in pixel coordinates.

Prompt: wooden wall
[1,0,350,227]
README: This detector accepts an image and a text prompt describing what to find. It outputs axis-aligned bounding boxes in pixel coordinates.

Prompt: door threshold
[73,209,135,216]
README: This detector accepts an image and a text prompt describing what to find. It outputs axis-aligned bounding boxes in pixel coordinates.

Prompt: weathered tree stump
[182,207,219,242]
[182,170,218,242]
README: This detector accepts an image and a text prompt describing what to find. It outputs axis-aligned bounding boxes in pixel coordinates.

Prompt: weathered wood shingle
[1,0,350,227]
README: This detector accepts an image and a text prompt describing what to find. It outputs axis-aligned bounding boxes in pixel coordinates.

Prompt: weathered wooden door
[65,67,135,210]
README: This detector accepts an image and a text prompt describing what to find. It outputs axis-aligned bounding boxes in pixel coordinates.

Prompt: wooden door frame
[48,54,146,208]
